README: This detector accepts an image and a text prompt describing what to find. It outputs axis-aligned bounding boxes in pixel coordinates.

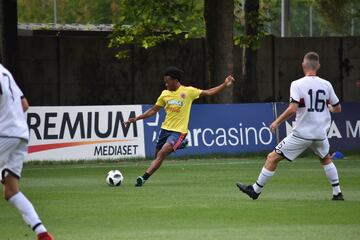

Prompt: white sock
[252,167,275,194]
[8,192,47,234]
[323,162,341,195]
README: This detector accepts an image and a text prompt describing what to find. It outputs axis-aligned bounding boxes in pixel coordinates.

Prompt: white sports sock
[252,167,275,194]
[8,192,47,234]
[323,162,341,195]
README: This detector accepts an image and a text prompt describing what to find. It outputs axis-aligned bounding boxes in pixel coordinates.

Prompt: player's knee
[266,152,281,164]
[157,150,168,160]
[320,154,332,165]
[266,153,275,163]
[4,188,18,201]
[2,179,19,201]
[158,145,173,159]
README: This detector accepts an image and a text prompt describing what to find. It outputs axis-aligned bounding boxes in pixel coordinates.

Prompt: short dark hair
[304,52,319,62]
[163,66,184,81]
[303,52,319,70]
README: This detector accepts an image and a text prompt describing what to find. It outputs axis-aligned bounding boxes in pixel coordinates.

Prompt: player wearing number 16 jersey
[236,52,344,201]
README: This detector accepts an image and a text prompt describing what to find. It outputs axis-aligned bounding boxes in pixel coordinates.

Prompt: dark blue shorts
[156,129,188,152]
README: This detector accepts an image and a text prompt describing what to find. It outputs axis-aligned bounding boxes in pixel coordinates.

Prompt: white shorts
[274,134,330,161]
[0,137,27,182]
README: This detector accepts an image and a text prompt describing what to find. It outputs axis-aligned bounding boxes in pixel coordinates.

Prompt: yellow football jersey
[155,85,202,134]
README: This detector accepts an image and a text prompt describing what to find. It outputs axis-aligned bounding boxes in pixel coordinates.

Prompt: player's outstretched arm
[200,75,235,97]
[269,102,298,132]
[126,105,162,126]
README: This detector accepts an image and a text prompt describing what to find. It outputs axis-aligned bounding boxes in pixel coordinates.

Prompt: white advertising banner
[26,105,145,161]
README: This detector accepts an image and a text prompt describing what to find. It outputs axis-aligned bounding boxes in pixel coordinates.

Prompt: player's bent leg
[3,173,54,239]
[252,151,282,194]
[135,148,161,187]
[236,151,283,200]
[320,154,344,201]
[135,143,173,187]
[146,143,173,175]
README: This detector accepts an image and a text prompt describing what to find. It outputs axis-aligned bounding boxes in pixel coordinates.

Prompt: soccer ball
[106,170,124,186]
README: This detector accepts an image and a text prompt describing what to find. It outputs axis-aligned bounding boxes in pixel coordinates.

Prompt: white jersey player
[0,64,54,240]
[236,52,344,201]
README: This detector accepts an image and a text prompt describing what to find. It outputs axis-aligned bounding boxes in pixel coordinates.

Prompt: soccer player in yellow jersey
[127,66,235,186]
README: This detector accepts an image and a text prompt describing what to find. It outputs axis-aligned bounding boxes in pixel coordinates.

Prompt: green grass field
[1,155,360,240]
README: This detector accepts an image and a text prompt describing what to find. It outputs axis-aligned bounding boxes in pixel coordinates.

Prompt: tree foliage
[108,0,204,59]
[17,0,121,24]
[109,0,277,58]
[17,0,360,56]
[313,0,360,35]
[234,0,274,49]
[17,0,53,23]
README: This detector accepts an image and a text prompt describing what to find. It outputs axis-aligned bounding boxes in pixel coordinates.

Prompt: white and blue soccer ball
[106,170,124,186]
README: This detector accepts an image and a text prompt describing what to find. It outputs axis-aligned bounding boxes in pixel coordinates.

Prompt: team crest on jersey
[180,93,186,99]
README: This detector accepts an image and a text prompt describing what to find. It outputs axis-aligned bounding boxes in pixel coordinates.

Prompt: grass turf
[0,155,359,240]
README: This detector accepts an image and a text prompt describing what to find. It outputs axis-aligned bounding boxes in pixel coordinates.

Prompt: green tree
[234,0,273,49]
[17,0,53,23]
[109,0,204,59]
[109,0,276,103]
[16,0,276,102]
[313,0,360,35]
[109,0,236,103]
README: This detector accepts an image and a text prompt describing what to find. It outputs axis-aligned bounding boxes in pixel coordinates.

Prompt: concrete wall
[16,31,360,105]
